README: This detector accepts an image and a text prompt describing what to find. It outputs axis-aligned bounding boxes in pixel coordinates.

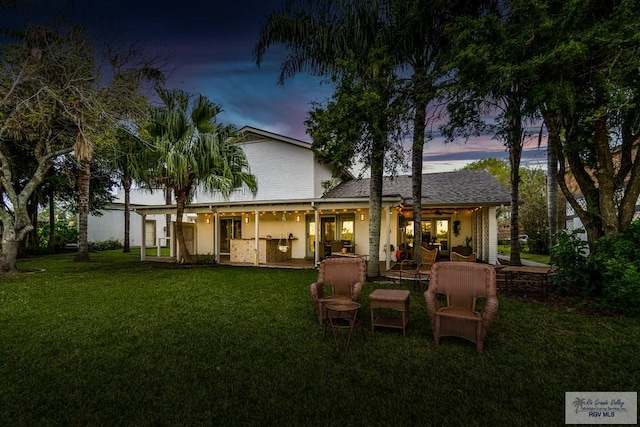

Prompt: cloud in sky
[6,0,549,171]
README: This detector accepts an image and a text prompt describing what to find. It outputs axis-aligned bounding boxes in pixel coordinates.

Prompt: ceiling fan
[433,209,454,215]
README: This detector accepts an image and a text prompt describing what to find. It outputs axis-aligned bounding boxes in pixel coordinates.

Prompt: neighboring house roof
[325,170,511,207]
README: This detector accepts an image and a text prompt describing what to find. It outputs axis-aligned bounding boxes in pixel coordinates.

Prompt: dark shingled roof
[324,170,511,206]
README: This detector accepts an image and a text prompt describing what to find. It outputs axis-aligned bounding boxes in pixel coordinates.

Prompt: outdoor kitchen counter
[230,238,293,264]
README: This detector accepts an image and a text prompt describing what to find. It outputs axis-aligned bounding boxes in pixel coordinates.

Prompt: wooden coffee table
[369,289,410,338]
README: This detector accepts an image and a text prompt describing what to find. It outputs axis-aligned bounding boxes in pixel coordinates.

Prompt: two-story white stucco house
[89,126,510,268]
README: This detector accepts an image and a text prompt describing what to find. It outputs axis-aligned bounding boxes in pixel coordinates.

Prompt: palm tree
[255,0,402,277]
[388,0,460,261]
[107,126,157,253]
[147,88,257,264]
[255,0,481,274]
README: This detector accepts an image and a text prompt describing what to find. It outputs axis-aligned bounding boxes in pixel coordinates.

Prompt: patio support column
[254,210,259,266]
[169,219,175,258]
[140,213,146,261]
[314,206,320,266]
[472,210,479,259]
[214,210,219,263]
[487,206,498,265]
[385,205,391,271]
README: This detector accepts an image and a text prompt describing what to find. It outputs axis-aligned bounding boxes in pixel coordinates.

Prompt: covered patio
[133,170,510,269]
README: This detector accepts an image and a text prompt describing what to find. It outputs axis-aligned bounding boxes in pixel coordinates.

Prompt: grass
[498,244,551,265]
[2,251,639,425]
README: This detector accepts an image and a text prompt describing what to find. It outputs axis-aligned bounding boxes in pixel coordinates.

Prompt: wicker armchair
[310,257,366,325]
[416,246,439,290]
[385,246,438,290]
[424,262,498,353]
[450,251,476,262]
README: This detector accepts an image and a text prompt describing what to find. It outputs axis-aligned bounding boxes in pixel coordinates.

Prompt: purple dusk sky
[5,0,548,173]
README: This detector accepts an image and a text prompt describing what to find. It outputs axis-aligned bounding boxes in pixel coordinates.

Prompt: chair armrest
[351,281,364,300]
[399,259,415,270]
[310,281,327,300]
[480,296,499,341]
[415,262,429,273]
[424,289,438,331]
[481,296,499,320]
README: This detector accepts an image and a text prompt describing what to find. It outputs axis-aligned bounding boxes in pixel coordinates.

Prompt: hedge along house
[125,127,510,268]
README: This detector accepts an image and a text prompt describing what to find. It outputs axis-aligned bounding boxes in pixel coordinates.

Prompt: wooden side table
[369,289,410,338]
[501,265,552,294]
[325,301,363,349]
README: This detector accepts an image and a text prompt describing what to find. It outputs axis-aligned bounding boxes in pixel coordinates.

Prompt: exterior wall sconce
[206,217,210,224]
[296,215,301,222]
[245,217,249,223]
[359,213,365,221]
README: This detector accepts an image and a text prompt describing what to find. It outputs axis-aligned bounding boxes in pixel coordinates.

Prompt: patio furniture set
[310,255,499,353]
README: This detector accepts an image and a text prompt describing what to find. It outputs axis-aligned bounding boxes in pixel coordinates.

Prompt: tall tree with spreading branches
[443,0,543,266]
[0,24,94,273]
[535,0,640,251]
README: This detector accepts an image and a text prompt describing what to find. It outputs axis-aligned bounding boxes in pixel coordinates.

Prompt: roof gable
[239,126,312,150]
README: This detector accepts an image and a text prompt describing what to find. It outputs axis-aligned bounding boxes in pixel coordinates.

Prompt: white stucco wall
[88,208,127,243]
[314,160,335,198]
[88,187,169,246]
[111,187,167,204]
[195,137,329,203]
[88,208,167,247]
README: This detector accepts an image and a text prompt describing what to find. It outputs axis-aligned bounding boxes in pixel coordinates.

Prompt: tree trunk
[0,214,33,273]
[507,98,523,266]
[557,123,604,252]
[174,190,195,264]
[123,178,131,253]
[48,187,56,252]
[593,111,618,239]
[545,113,560,252]
[367,137,385,278]
[23,195,39,255]
[75,158,91,262]
[1,237,21,274]
[411,93,427,262]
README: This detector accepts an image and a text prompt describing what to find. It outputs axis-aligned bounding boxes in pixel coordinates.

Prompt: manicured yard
[498,244,551,265]
[1,251,638,425]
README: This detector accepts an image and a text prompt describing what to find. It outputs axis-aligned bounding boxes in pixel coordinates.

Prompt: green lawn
[498,244,551,265]
[2,251,638,425]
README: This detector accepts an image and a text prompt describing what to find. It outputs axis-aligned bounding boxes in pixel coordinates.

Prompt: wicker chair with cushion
[310,257,367,325]
[450,251,477,262]
[424,262,498,353]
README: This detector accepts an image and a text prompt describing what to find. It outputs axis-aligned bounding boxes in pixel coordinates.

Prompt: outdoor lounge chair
[416,246,439,291]
[450,252,477,262]
[310,257,366,325]
[384,246,438,290]
[424,262,498,353]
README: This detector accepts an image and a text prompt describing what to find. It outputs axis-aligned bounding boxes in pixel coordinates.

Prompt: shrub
[527,231,550,255]
[195,254,216,265]
[588,220,640,315]
[37,220,78,252]
[549,228,590,296]
[88,239,123,251]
